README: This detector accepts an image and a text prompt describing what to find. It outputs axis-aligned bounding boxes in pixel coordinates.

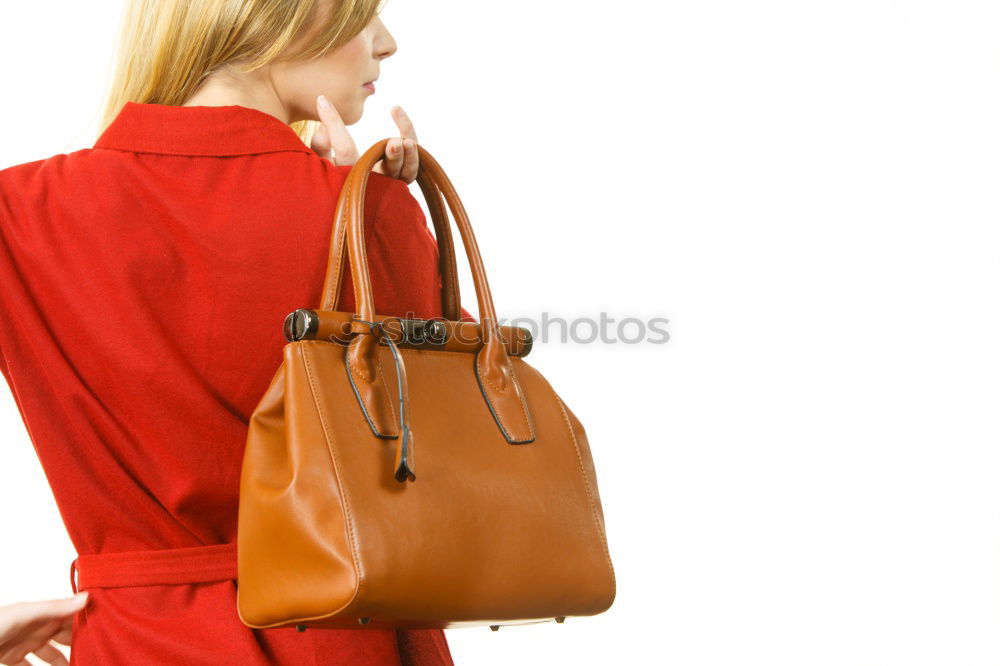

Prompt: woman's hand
[0,591,88,665]
[311,95,419,184]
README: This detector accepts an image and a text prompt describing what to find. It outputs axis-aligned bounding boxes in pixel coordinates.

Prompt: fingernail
[317,95,330,111]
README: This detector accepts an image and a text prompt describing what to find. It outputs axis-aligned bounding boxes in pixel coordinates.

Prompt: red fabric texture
[0,102,475,665]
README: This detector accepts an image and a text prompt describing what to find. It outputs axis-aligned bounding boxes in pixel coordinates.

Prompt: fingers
[312,99,420,183]
[1,642,68,666]
[372,106,419,183]
[49,614,75,647]
[391,106,418,143]
[1,593,87,629]
[313,95,359,166]
[0,594,84,665]
[391,106,419,183]
[374,138,409,180]
[31,594,88,622]
[29,641,69,665]
[399,139,419,183]
[0,617,61,666]
[309,124,331,158]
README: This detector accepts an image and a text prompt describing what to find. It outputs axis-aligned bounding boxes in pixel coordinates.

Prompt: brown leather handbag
[236,139,616,631]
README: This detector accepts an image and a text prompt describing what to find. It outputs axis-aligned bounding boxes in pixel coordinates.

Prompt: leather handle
[345,143,500,341]
[340,140,535,445]
[319,163,461,321]
[416,175,462,321]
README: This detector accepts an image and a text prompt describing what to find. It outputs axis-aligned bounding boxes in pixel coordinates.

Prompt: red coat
[0,101,469,664]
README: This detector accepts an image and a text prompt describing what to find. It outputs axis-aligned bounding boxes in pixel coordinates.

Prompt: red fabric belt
[70,543,238,593]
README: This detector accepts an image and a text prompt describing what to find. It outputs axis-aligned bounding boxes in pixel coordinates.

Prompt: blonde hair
[99,0,386,143]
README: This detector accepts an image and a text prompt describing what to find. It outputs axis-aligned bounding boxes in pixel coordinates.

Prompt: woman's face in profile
[275,6,398,125]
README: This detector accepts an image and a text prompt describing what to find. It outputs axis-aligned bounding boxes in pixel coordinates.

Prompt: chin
[342,106,364,126]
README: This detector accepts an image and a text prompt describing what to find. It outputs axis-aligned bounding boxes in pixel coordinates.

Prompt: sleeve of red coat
[0,175,32,422]
[0,181,15,381]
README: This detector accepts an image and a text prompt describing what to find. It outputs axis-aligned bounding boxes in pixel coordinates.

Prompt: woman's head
[100,0,396,140]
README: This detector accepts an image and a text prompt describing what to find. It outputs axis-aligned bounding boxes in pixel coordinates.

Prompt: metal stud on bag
[397,317,448,346]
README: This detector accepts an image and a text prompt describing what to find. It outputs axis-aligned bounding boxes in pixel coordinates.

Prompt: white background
[2,1,1000,664]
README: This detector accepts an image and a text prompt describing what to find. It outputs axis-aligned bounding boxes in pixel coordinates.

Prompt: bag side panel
[237,343,359,627]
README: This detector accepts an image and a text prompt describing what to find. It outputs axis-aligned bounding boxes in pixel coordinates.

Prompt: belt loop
[70,558,79,594]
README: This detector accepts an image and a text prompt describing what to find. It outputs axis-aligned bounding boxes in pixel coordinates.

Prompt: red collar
[93,101,314,157]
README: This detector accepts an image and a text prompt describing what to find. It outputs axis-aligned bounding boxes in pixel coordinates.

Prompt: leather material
[416,176,461,321]
[237,140,616,630]
[323,162,461,321]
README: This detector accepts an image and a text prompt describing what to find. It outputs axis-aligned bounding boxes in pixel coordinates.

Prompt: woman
[0,0,469,663]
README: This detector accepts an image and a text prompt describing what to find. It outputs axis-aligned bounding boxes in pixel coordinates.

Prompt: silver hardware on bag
[281,310,449,348]
[397,318,448,346]
[283,308,320,342]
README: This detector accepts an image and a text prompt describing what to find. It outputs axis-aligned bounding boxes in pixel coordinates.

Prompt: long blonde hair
[99,0,386,143]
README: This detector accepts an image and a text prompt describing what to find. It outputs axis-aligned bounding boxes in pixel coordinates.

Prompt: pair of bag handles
[321,149,462,322]
[317,140,536,468]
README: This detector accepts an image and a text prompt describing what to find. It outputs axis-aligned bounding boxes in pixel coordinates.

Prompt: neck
[182,65,291,124]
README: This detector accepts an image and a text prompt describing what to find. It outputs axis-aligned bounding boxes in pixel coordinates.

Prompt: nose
[371,16,397,60]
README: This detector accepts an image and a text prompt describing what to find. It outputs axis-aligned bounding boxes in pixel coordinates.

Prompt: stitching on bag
[504,358,535,440]
[345,338,399,436]
[344,341,374,427]
[327,223,344,308]
[544,378,617,597]
[475,348,511,435]
[300,343,365,611]
[345,345,386,440]
[475,349,502,393]
[507,359,535,439]
[476,350,534,441]
[334,171,398,437]
[374,346,400,432]
[372,343,536,441]
[399,347,478,358]
[326,173,351,308]
[326,167,381,310]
